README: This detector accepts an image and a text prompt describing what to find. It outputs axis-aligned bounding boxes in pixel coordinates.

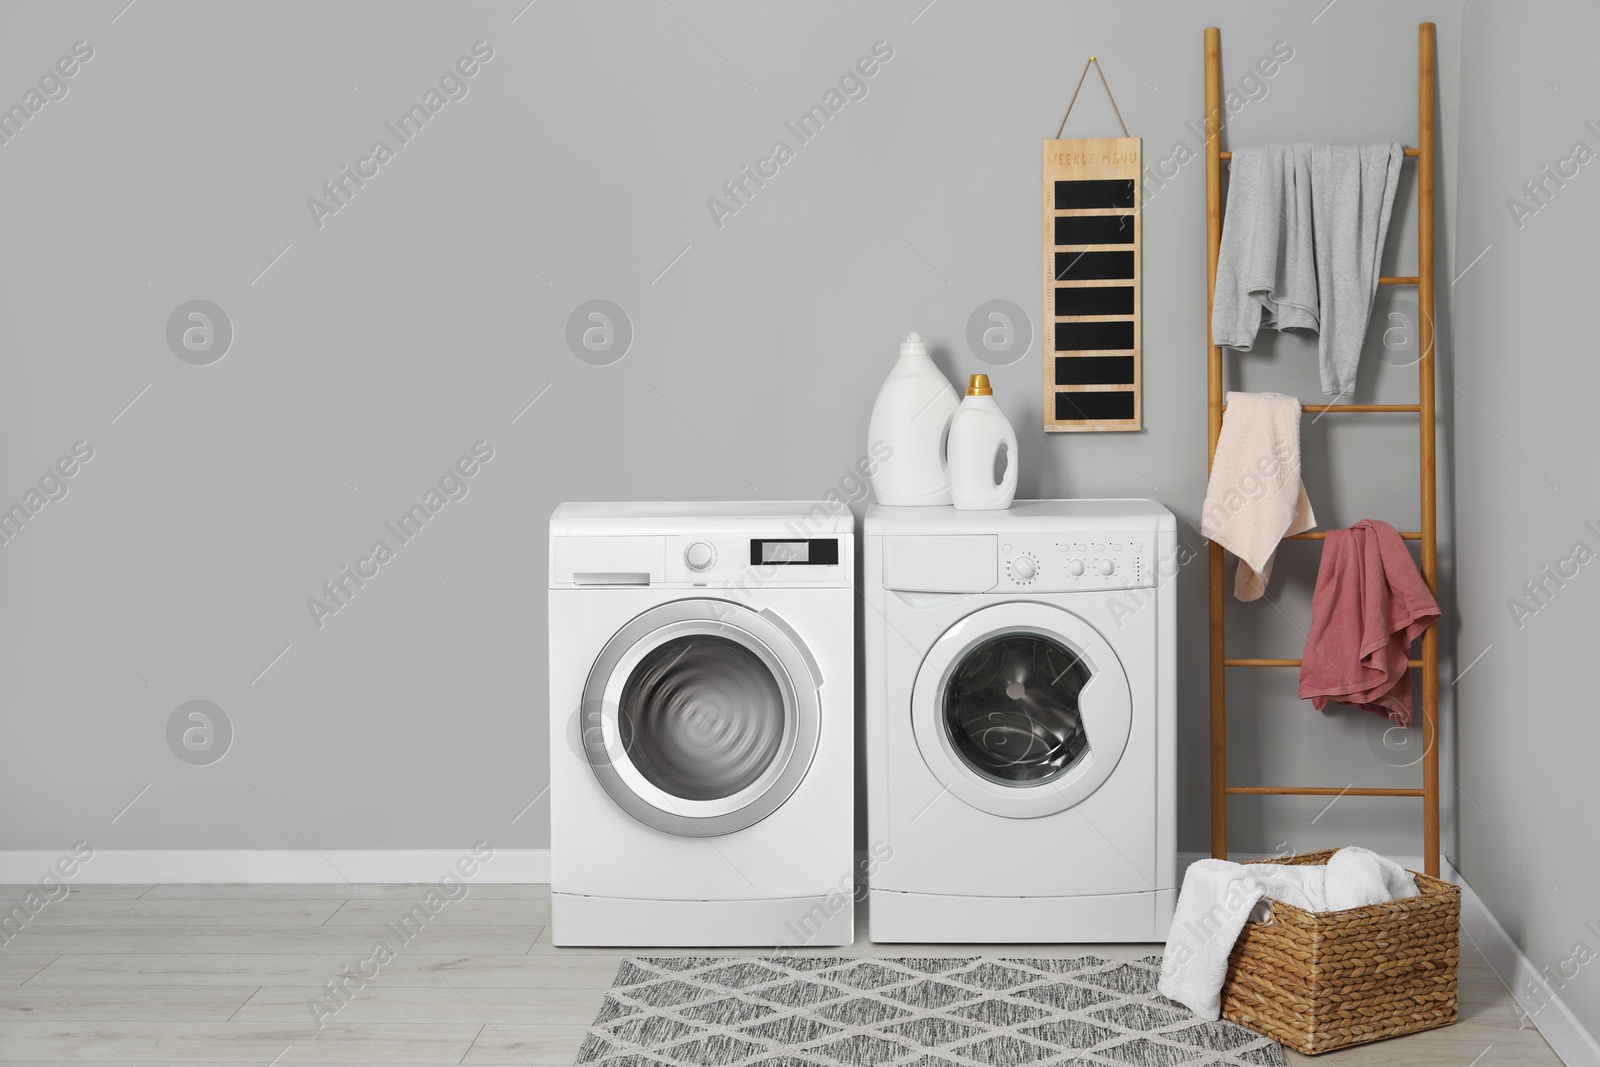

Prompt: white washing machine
[548,502,854,947]
[864,500,1177,943]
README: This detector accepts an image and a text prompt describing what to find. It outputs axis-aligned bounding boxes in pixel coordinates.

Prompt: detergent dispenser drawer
[882,535,998,593]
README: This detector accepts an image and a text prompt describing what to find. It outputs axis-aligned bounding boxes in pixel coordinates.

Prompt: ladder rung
[1379,276,1420,285]
[1301,403,1421,413]
[1224,658,1424,668]
[1282,530,1423,540]
[1216,403,1420,415]
[1219,148,1421,159]
[1220,402,1420,414]
[1225,786,1426,797]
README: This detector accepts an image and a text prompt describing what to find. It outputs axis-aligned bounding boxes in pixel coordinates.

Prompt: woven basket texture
[1219,848,1461,1055]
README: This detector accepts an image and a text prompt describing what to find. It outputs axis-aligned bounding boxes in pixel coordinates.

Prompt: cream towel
[1202,391,1316,601]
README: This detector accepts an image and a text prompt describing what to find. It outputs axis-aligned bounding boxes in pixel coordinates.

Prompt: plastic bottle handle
[938,406,953,479]
[995,426,1019,498]
[984,408,1018,507]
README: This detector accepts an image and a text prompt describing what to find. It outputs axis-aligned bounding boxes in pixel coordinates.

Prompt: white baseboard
[1178,852,1598,1067]
[1442,858,1600,1067]
[0,849,551,884]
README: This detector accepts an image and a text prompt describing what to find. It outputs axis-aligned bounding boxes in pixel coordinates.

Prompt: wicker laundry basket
[1218,849,1460,1055]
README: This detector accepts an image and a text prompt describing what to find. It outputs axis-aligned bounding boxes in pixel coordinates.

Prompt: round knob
[1098,559,1116,576]
[685,541,716,571]
[1012,556,1037,581]
[1068,559,1086,577]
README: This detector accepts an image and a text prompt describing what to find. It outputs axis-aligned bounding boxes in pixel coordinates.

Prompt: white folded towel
[1325,845,1421,911]
[1159,848,1419,1020]
[1201,391,1316,601]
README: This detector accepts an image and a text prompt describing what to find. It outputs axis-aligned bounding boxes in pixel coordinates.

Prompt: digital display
[763,541,808,563]
[750,538,839,566]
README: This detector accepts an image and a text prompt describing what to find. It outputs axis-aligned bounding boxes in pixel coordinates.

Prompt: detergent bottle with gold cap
[947,374,1018,511]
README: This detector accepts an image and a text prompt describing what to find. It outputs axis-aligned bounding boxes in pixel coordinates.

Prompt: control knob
[1011,556,1037,581]
[1067,559,1086,577]
[685,541,716,571]
[1098,559,1116,576]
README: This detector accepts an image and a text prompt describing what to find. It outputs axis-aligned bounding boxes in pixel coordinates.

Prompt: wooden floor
[0,883,1561,1065]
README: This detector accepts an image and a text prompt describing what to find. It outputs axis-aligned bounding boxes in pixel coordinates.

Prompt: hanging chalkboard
[1043,60,1141,432]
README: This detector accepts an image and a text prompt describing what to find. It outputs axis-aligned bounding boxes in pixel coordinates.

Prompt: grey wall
[0,1,1459,860]
[1452,0,1600,1039]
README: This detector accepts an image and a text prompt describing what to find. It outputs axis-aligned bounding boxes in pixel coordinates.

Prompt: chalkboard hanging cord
[1055,56,1129,139]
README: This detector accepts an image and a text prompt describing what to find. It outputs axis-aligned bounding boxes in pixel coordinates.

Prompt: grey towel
[1211,144,1318,349]
[1309,144,1404,396]
[1211,143,1404,396]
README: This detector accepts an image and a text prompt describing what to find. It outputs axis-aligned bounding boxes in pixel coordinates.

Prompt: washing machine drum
[580,599,822,837]
[912,602,1132,818]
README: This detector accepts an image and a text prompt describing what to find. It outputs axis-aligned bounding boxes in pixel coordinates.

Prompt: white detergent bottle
[947,374,1019,511]
[867,332,960,506]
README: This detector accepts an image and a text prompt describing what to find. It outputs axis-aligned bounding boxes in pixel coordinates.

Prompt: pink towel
[1298,519,1439,725]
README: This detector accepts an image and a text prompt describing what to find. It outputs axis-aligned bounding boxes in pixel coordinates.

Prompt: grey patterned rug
[575,954,1284,1066]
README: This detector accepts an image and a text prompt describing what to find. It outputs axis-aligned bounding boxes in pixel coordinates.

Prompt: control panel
[664,534,848,587]
[999,535,1152,592]
[553,533,850,588]
[878,530,1161,594]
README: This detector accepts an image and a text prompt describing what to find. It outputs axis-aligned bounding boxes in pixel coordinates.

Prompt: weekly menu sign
[1042,137,1142,432]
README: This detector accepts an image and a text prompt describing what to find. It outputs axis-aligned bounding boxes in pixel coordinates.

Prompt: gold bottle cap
[967,373,993,396]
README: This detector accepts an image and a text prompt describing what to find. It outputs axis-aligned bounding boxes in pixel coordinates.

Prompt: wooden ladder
[1204,23,1441,878]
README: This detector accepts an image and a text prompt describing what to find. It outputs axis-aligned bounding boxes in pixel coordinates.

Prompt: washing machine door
[580,598,822,837]
[911,601,1132,818]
